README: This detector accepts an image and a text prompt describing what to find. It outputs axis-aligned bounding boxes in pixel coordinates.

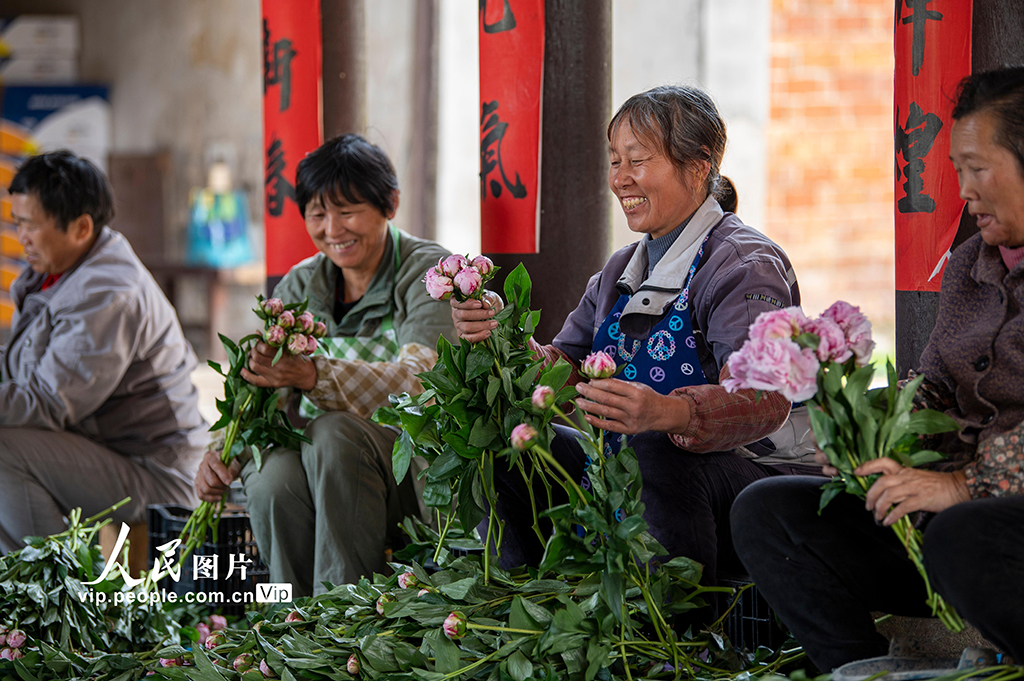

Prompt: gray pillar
[321,0,367,139]
[406,0,440,240]
[895,0,1024,377]
[485,0,612,344]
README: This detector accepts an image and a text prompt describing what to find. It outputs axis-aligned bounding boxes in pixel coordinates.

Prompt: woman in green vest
[195,134,456,597]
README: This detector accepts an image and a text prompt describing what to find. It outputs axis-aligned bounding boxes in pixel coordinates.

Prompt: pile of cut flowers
[11,263,970,681]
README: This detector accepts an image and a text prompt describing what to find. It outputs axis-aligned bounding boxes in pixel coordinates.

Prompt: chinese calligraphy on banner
[894,0,972,292]
[479,0,544,254]
[262,0,323,280]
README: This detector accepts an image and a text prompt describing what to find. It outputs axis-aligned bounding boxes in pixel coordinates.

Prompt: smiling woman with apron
[195,135,456,597]
[455,86,809,592]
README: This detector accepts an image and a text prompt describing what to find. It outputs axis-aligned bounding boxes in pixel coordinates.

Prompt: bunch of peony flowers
[722,301,875,402]
[255,296,328,361]
[423,254,498,302]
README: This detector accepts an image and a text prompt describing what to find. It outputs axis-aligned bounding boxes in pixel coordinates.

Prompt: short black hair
[952,66,1024,174]
[295,134,399,218]
[8,150,115,232]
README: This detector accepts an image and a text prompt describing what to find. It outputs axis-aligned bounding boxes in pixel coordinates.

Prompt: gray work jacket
[1,227,207,471]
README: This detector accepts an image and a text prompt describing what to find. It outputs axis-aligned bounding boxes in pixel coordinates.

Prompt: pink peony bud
[277,311,295,329]
[417,588,430,597]
[397,572,418,589]
[443,611,468,640]
[453,267,483,298]
[204,631,226,650]
[424,268,454,301]
[285,611,303,623]
[265,325,287,347]
[287,333,309,356]
[208,614,227,631]
[0,648,22,661]
[304,336,318,355]
[439,254,469,277]
[347,654,360,675]
[296,311,315,334]
[194,622,210,645]
[234,653,255,672]
[262,298,285,317]
[510,423,538,451]
[260,659,276,678]
[160,658,182,667]
[5,630,25,649]
[313,321,327,339]
[471,255,494,276]
[531,385,555,410]
[581,351,616,380]
[376,592,396,615]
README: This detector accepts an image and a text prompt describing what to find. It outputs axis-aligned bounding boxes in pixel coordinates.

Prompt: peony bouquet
[723,302,965,631]
[177,295,327,563]
[424,254,498,302]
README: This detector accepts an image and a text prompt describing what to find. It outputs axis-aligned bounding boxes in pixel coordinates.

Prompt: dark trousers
[493,424,795,584]
[731,476,1024,671]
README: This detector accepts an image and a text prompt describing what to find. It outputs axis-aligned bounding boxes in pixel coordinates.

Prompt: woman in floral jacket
[732,66,1024,669]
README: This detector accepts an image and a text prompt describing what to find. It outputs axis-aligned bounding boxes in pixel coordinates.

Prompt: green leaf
[423,629,461,675]
[486,376,502,406]
[818,479,845,514]
[909,449,946,467]
[468,417,499,448]
[392,431,415,484]
[423,480,453,508]
[438,577,476,600]
[506,651,533,681]
[466,345,494,381]
[906,409,960,435]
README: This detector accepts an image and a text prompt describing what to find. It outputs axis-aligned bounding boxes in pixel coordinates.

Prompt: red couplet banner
[262,0,323,280]
[479,0,545,254]
[894,0,972,292]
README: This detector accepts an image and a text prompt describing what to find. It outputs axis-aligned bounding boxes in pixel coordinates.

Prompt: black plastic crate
[719,575,788,651]
[147,504,269,616]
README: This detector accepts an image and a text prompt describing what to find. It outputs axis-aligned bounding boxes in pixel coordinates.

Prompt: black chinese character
[900,0,942,77]
[480,101,527,201]
[479,0,516,34]
[895,102,943,214]
[263,19,296,112]
[265,137,296,217]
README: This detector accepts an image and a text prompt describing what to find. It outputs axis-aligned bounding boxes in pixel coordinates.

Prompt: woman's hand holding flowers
[450,291,504,343]
[195,448,242,503]
[859,459,970,526]
[575,379,691,436]
[242,339,318,391]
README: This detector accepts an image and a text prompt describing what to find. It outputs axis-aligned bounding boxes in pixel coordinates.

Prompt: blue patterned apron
[585,234,712,472]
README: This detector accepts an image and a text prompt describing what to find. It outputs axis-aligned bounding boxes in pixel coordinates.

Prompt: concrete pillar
[321,0,366,139]
[406,0,440,240]
[895,0,1024,377]
[485,0,612,344]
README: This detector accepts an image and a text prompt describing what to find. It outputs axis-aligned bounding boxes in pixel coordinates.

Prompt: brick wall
[766,0,894,352]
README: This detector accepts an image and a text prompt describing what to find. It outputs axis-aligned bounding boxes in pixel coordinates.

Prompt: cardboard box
[0,57,77,84]
[1,85,110,170]
[0,16,79,58]
[0,290,14,327]
[1,226,23,260]
[1,257,21,291]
